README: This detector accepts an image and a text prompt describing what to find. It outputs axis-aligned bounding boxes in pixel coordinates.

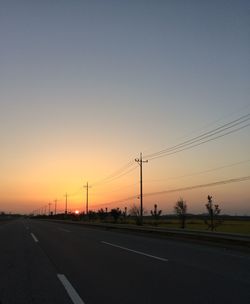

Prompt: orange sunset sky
[0,1,249,215]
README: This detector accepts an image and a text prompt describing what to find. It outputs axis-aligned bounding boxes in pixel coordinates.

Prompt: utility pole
[135,152,148,225]
[54,199,57,215]
[48,202,51,216]
[84,182,91,215]
[65,193,68,214]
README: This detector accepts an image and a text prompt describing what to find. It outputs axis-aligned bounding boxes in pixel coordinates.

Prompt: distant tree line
[32,194,224,231]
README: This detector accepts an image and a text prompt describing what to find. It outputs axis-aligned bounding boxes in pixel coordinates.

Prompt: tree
[97,208,107,221]
[150,204,162,225]
[122,207,128,223]
[129,204,143,225]
[129,204,140,217]
[205,195,221,231]
[174,198,187,229]
[88,210,97,221]
[110,208,122,223]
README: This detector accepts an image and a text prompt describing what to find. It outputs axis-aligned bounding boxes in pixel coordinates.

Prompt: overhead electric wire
[148,123,250,161]
[81,114,250,189]
[147,159,250,182]
[92,160,136,187]
[98,175,250,208]
[145,113,249,158]
[145,114,250,161]
[94,165,138,186]
[144,175,250,197]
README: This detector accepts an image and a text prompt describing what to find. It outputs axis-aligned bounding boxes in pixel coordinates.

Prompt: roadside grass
[142,218,250,235]
[40,214,250,235]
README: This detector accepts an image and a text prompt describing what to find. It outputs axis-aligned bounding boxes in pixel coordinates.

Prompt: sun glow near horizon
[0,1,249,215]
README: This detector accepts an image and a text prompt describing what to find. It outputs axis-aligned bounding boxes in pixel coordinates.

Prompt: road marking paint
[101,241,168,262]
[30,233,39,243]
[57,274,85,304]
[57,228,71,233]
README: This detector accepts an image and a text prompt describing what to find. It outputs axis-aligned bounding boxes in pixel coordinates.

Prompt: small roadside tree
[174,198,187,229]
[122,207,128,223]
[97,208,107,221]
[205,195,222,231]
[150,204,162,225]
[110,208,122,223]
[88,210,97,221]
[129,204,142,225]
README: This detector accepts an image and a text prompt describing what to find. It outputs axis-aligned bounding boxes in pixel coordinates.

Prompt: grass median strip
[57,274,85,304]
[101,241,168,262]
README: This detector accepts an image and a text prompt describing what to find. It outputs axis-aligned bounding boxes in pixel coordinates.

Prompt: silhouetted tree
[205,195,222,231]
[129,204,142,225]
[150,204,162,225]
[97,208,107,221]
[88,210,97,221]
[174,198,187,229]
[110,208,122,223]
[122,207,128,223]
[129,204,140,217]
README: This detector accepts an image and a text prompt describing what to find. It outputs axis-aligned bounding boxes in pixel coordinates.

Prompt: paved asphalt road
[0,219,250,304]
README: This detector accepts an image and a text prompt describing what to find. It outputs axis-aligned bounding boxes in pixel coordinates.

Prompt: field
[142,218,250,235]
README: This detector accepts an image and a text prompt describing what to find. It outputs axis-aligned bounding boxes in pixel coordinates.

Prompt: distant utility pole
[54,199,57,215]
[48,202,52,216]
[84,182,91,215]
[135,152,148,225]
[65,193,68,214]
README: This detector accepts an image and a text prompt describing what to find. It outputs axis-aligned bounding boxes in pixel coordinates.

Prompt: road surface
[0,218,249,303]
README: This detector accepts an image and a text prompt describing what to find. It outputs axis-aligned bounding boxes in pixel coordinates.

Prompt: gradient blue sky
[0,0,249,214]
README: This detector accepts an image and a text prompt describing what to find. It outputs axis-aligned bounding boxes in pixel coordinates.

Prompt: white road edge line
[30,233,39,243]
[57,274,85,304]
[101,241,168,262]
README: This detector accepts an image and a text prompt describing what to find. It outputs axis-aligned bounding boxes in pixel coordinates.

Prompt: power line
[78,114,249,189]
[98,175,250,207]
[92,162,137,187]
[167,104,250,146]
[145,114,250,160]
[146,159,250,183]
[144,176,250,197]
[154,123,249,161]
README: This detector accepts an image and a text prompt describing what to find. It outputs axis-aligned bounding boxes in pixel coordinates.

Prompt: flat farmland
[142,218,250,235]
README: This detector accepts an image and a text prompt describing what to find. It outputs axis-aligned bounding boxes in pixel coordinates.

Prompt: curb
[33,218,250,249]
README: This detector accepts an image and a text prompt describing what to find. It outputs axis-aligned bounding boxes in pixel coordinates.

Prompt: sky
[0,0,249,215]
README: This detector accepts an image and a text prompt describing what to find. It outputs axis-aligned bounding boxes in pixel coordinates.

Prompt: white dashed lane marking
[57,274,85,304]
[30,233,39,242]
[102,241,168,262]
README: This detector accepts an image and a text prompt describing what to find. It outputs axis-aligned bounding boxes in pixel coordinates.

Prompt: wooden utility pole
[54,199,57,215]
[65,193,68,214]
[84,182,91,215]
[135,152,148,224]
[48,202,52,216]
